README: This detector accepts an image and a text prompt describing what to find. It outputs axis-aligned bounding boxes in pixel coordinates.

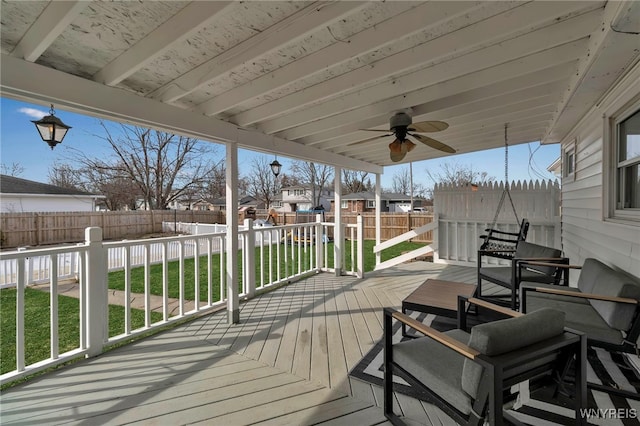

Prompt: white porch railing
[0,215,364,384]
[373,218,437,271]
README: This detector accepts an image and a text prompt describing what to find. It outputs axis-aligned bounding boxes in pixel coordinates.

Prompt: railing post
[315,214,323,272]
[432,214,440,263]
[244,218,256,298]
[84,227,108,357]
[356,214,364,278]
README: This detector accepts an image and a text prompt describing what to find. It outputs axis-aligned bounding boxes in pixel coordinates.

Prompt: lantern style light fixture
[270,157,282,177]
[32,104,71,150]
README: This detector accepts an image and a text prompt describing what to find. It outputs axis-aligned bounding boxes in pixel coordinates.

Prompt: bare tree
[1,162,25,177]
[49,161,140,210]
[290,161,333,207]
[244,157,280,208]
[48,162,83,189]
[426,161,495,186]
[342,169,371,194]
[391,167,411,195]
[68,123,217,210]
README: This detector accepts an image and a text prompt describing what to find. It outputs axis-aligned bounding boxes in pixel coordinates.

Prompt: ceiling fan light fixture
[404,140,416,152]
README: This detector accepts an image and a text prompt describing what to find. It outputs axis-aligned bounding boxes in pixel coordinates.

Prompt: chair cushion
[393,329,473,415]
[526,294,624,345]
[577,258,608,294]
[480,267,557,288]
[461,308,565,398]
[514,242,562,275]
[589,265,640,331]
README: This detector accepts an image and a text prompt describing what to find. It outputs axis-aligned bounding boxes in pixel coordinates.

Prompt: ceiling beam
[285,39,584,144]
[11,1,88,62]
[151,1,366,104]
[93,2,232,86]
[0,54,382,174]
[543,0,640,143]
[233,1,601,127]
[195,1,506,116]
[314,82,564,151]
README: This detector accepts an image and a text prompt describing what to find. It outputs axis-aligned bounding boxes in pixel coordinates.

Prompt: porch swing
[479,124,529,260]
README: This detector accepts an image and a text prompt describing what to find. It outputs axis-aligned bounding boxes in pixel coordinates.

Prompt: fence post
[356,215,364,278]
[315,214,323,272]
[244,218,256,298]
[84,227,108,357]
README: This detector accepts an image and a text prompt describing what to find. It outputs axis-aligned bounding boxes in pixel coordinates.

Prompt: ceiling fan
[359,111,455,162]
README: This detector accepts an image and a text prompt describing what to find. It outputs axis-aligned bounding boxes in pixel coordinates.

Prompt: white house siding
[1,195,97,212]
[560,61,640,281]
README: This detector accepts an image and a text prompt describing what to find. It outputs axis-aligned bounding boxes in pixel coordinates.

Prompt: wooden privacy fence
[433,180,561,265]
[0,210,224,249]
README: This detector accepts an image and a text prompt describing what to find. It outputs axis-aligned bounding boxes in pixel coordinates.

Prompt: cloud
[18,107,47,119]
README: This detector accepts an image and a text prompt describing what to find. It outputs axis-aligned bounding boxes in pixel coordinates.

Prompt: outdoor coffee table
[401,279,477,337]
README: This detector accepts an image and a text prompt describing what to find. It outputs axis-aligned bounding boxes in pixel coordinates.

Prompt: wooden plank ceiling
[1,1,639,171]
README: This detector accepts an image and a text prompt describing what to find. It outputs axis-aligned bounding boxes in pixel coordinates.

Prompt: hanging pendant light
[270,157,282,177]
[32,104,72,150]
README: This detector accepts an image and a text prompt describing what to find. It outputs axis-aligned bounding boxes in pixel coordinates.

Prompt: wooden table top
[403,279,477,312]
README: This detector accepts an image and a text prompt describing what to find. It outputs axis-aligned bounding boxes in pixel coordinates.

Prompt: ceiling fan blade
[409,120,449,133]
[389,139,407,162]
[347,133,392,146]
[404,139,416,152]
[410,133,456,153]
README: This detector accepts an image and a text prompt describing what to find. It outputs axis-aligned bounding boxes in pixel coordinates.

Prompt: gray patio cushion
[480,266,557,286]
[461,308,565,399]
[577,258,608,294]
[526,295,623,345]
[393,329,472,415]
[589,265,640,331]
[514,242,562,275]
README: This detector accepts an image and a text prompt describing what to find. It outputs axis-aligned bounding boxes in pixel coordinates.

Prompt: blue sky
[0,98,559,189]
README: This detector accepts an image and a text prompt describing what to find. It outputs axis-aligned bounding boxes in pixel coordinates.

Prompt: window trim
[340,200,348,209]
[605,96,640,223]
[366,199,376,209]
[562,139,576,182]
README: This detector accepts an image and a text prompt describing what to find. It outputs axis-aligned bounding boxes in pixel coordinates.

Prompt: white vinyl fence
[433,180,561,265]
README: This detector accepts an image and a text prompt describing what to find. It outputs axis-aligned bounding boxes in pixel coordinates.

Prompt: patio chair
[520,258,640,400]
[383,298,587,426]
[477,241,568,309]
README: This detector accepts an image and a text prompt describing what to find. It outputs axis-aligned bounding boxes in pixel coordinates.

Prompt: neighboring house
[331,191,427,213]
[557,61,640,280]
[278,186,333,213]
[0,175,103,213]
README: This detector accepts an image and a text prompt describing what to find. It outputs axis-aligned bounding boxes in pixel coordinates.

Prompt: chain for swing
[487,124,520,233]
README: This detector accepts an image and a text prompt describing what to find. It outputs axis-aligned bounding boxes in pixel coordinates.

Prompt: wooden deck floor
[1,262,488,425]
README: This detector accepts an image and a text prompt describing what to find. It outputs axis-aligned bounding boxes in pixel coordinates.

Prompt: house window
[366,200,375,209]
[272,201,282,208]
[341,200,348,209]
[563,142,575,180]
[293,189,305,196]
[611,105,640,220]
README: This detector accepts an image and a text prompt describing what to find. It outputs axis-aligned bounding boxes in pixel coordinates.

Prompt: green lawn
[1,240,425,377]
[1,288,163,376]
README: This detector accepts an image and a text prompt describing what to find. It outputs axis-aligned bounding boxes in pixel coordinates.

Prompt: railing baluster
[144,243,151,327]
[161,242,168,322]
[124,245,132,333]
[50,253,59,360]
[178,240,184,316]
[207,237,213,306]
[194,238,200,312]
[16,257,25,372]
